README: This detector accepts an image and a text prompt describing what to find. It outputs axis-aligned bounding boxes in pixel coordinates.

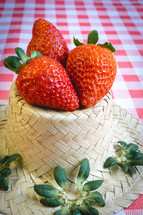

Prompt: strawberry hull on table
[4,18,117,111]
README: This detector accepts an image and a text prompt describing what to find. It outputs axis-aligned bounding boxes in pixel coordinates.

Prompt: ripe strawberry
[4,48,79,111]
[26,19,69,66]
[66,31,117,108]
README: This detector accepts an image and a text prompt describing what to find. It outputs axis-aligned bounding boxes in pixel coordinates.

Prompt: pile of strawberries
[4,19,117,111]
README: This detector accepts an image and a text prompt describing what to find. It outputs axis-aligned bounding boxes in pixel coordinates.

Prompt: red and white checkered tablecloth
[0,0,143,214]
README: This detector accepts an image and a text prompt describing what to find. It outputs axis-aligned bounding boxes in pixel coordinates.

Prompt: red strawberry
[4,48,79,111]
[66,31,117,108]
[26,19,69,67]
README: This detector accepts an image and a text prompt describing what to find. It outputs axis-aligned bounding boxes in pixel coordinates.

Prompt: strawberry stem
[3,48,43,74]
[97,42,116,52]
[31,50,42,59]
[87,30,99,44]
[3,56,22,74]
[73,37,84,46]
[15,47,30,64]
[73,30,116,52]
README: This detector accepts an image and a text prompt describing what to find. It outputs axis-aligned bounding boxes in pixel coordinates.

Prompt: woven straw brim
[0,103,143,215]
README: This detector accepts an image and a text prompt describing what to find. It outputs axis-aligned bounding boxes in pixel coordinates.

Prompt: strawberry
[66,31,117,108]
[4,48,79,111]
[26,19,69,67]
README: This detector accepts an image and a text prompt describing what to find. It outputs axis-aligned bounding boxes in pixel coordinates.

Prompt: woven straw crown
[6,82,113,178]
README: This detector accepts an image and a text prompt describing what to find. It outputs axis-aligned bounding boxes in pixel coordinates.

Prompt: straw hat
[0,82,143,215]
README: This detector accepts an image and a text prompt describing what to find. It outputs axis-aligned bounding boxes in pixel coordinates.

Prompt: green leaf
[83,180,103,191]
[3,56,22,74]
[126,143,138,153]
[40,198,64,207]
[0,168,12,177]
[3,154,20,166]
[0,156,10,165]
[0,174,9,191]
[54,166,67,190]
[116,162,129,172]
[34,184,60,198]
[117,141,127,149]
[83,200,92,207]
[73,37,84,47]
[128,158,143,166]
[127,165,136,174]
[87,30,99,44]
[103,157,116,168]
[79,205,99,215]
[0,154,20,191]
[126,151,137,159]
[77,158,90,185]
[126,151,143,159]
[87,191,105,207]
[97,42,116,52]
[132,152,143,159]
[31,50,42,59]
[54,206,70,215]
[71,208,81,215]
[15,47,30,63]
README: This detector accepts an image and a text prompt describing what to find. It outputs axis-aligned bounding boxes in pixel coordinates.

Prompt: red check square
[129,90,143,98]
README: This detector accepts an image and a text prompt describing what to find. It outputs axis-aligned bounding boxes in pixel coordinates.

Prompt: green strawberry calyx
[73,30,116,52]
[104,141,143,174]
[3,47,42,74]
[34,158,105,214]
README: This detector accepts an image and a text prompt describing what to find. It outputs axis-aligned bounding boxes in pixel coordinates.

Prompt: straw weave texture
[0,102,143,215]
[6,82,113,178]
